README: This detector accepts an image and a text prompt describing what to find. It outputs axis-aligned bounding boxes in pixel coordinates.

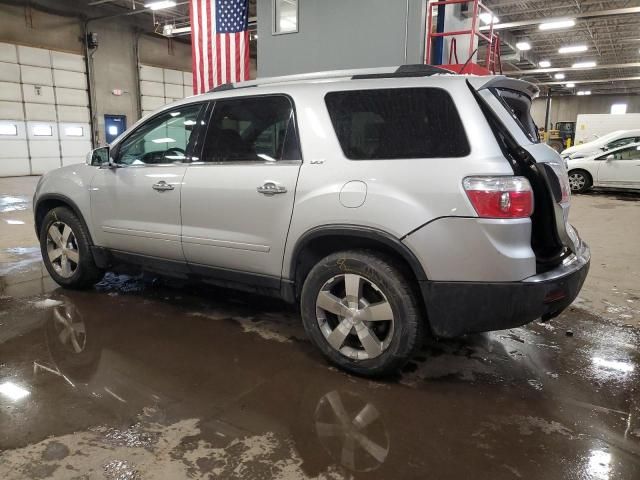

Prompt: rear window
[324,88,470,160]
[492,88,539,143]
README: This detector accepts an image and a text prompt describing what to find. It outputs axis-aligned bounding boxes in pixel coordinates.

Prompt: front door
[91,104,203,261]
[597,144,640,188]
[181,95,302,279]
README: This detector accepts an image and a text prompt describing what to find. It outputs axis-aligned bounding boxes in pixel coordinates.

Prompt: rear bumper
[421,242,590,338]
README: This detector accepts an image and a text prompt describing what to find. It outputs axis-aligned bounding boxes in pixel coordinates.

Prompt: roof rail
[206,64,456,93]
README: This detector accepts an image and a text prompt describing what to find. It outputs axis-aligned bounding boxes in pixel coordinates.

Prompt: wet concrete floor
[1,273,639,479]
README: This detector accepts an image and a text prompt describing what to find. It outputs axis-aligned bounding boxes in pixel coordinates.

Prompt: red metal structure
[424,0,501,75]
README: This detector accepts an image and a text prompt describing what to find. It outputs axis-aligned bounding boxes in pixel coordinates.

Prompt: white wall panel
[141,96,165,111]
[55,87,89,106]
[183,85,192,98]
[164,69,183,85]
[53,70,87,89]
[0,62,20,82]
[51,52,85,72]
[61,140,91,157]
[59,122,90,140]
[57,105,90,123]
[0,101,24,120]
[22,84,55,104]
[139,65,163,82]
[0,82,22,102]
[0,158,30,176]
[183,71,193,86]
[0,140,29,158]
[28,140,59,157]
[164,83,184,99]
[17,45,50,67]
[25,103,56,121]
[140,80,164,97]
[0,43,17,64]
[62,156,85,167]
[30,156,61,174]
[141,110,154,118]
[20,65,53,85]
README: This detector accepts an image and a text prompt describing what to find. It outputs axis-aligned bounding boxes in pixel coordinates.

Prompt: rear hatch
[467,77,579,273]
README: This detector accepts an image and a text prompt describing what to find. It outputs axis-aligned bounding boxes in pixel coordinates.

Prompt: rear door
[181,95,302,279]
[90,103,203,261]
[596,144,640,187]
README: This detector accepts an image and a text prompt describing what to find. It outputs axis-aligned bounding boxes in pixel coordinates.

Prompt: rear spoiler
[466,76,540,99]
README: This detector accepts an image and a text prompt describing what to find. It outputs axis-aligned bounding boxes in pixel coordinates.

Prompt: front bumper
[421,242,590,338]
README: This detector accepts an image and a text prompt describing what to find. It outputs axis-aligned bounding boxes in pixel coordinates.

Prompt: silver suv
[33,65,590,376]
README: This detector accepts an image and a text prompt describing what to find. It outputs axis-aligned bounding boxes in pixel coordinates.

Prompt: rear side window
[492,88,539,143]
[324,88,470,160]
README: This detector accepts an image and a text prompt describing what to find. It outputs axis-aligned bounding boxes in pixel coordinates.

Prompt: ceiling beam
[480,6,640,31]
[536,76,640,86]
[503,62,640,75]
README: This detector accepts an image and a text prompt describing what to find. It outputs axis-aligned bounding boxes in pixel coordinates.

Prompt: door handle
[257,182,287,195]
[152,180,175,192]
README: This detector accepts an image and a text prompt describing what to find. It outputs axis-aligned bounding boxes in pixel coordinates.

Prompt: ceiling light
[572,61,597,69]
[559,45,588,54]
[163,24,191,36]
[577,90,591,96]
[539,60,551,68]
[479,13,499,24]
[516,41,531,51]
[565,82,575,88]
[554,73,565,80]
[611,103,627,114]
[539,19,576,30]
[145,1,176,10]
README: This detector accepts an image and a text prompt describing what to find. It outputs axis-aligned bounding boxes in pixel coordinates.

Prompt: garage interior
[0,1,638,479]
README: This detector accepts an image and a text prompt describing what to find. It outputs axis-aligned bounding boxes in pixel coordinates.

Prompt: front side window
[201,95,300,163]
[325,88,470,160]
[603,145,640,161]
[116,104,202,165]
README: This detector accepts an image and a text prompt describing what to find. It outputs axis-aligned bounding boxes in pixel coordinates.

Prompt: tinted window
[493,88,539,143]
[324,88,469,160]
[202,96,300,162]
[603,145,640,160]
[116,104,202,165]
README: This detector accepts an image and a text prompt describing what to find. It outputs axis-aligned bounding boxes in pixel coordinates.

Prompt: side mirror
[606,154,615,161]
[88,146,110,167]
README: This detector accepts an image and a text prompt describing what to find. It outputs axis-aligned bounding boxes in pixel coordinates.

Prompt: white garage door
[139,64,193,119]
[0,43,91,177]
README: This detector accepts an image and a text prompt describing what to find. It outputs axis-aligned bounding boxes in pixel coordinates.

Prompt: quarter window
[201,96,300,163]
[115,104,202,165]
[324,88,470,160]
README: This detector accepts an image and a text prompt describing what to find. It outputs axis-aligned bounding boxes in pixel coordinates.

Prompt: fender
[289,224,428,282]
[34,193,95,245]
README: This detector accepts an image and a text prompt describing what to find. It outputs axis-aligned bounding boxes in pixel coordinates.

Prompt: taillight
[463,176,534,218]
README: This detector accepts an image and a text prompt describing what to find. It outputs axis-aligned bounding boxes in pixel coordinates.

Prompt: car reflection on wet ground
[0,273,638,480]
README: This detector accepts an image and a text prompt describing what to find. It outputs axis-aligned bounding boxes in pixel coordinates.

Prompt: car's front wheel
[300,250,423,377]
[39,207,104,289]
[568,169,592,194]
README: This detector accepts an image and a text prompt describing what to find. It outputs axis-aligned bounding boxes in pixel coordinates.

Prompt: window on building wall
[273,0,298,34]
[32,125,53,136]
[0,124,18,136]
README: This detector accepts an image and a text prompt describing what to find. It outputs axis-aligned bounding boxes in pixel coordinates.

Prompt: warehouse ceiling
[482,0,640,95]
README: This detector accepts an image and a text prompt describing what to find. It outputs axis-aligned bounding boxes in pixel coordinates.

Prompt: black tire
[548,140,564,153]
[300,250,423,377]
[568,169,592,194]
[39,207,104,289]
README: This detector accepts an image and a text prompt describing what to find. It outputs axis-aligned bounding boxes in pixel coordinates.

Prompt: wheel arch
[288,225,427,299]
[35,194,94,245]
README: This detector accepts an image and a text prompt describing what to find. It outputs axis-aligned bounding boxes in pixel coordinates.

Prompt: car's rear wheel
[568,169,592,194]
[39,207,104,289]
[300,250,422,377]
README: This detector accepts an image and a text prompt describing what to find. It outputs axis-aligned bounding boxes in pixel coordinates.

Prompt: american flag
[190,0,250,94]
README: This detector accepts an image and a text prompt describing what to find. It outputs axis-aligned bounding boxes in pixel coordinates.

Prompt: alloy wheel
[315,273,394,360]
[46,221,79,278]
[569,172,586,192]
